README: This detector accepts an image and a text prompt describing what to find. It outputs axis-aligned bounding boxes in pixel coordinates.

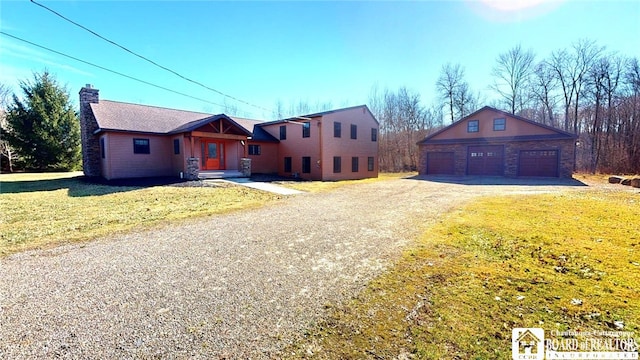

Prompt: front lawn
[0,172,279,256]
[288,190,640,358]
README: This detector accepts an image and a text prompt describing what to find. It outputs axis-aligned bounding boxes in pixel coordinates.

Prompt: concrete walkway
[222,177,304,195]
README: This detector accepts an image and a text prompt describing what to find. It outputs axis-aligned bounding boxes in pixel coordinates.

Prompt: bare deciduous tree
[436,63,466,123]
[0,83,15,172]
[530,61,559,127]
[549,39,604,133]
[491,44,536,115]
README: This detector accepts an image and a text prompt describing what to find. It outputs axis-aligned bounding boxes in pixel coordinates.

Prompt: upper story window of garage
[493,118,506,131]
[467,120,479,133]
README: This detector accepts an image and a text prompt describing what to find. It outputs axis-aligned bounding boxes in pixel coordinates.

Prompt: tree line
[371,39,640,174]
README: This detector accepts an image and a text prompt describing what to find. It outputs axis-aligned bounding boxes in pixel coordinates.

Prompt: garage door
[426,152,454,175]
[519,150,558,177]
[467,146,504,176]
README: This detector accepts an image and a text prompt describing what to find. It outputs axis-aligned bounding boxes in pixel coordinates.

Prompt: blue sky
[1,0,639,120]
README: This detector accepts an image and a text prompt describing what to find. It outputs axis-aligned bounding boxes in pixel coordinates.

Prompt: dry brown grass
[0,172,280,256]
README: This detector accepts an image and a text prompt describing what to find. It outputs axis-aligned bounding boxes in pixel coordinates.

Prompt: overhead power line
[30,0,272,113]
[0,31,228,109]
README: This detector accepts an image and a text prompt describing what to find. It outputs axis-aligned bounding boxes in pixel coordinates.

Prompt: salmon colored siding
[431,110,556,140]
[320,107,379,181]
[260,120,322,180]
[171,135,186,175]
[247,141,278,174]
[101,132,174,179]
[82,88,378,181]
[258,106,379,181]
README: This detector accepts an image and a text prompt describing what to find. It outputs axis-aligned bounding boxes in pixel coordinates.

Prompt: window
[467,120,479,133]
[302,157,311,173]
[367,157,375,171]
[371,128,378,142]
[133,138,150,154]
[302,122,310,138]
[284,157,292,173]
[493,118,506,131]
[248,144,261,155]
[350,124,357,139]
[334,122,341,138]
[333,156,341,173]
[280,125,287,140]
[100,137,105,159]
[173,139,180,155]
[352,157,359,172]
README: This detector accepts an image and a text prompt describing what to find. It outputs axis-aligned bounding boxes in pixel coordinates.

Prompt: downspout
[318,118,323,180]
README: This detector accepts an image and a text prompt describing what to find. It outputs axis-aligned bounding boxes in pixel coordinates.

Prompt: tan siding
[431,109,557,140]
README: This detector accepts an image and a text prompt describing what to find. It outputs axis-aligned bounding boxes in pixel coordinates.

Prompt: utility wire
[0,31,228,109]
[30,0,273,113]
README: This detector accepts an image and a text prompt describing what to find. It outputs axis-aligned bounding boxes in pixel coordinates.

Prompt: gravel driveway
[0,176,590,359]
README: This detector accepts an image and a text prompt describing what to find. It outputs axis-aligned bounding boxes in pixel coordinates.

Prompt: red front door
[201,140,225,170]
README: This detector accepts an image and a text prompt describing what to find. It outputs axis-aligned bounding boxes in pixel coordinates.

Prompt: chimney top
[85,84,93,89]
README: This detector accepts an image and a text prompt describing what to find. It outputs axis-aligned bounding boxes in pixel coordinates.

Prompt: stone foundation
[240,158,251,177]
[185,157,200,180]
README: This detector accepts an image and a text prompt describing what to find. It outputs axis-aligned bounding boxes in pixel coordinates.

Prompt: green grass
[287,190,640,359]
[0,172,280,256]
[281,172,417,193]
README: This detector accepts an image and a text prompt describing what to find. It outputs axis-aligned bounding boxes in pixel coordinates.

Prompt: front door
[201,140,225,170]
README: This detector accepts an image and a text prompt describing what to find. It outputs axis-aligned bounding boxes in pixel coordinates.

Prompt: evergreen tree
[3,71,81,171]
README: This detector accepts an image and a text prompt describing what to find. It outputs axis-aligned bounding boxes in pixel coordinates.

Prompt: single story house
[79,85,379,181]
[417,106,576,178]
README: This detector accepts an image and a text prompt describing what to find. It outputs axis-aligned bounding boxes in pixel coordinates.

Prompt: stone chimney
[79,84,101,177]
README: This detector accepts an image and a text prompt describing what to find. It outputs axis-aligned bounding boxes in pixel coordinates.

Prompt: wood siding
[101,132,174,179]
[430,109,557,141]
[320,106,379,181]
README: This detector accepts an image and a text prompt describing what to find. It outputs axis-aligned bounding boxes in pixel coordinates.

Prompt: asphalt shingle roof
[90,100,216,134]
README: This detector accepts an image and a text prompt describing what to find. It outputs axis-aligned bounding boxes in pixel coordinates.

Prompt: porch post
[185,157,200,180]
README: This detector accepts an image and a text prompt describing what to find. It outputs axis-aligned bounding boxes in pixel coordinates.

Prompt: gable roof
[257,104,378,127]
[168,114,252,136]
[418,106,576,145]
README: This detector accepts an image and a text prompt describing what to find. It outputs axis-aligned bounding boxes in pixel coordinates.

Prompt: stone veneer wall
[79,86,101,177]
[418,139,575,178]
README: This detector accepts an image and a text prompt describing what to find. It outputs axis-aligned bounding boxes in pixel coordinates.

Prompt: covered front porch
[173,114,253,180]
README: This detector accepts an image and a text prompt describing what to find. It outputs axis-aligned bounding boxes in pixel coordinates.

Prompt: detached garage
[417,106,576,178]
